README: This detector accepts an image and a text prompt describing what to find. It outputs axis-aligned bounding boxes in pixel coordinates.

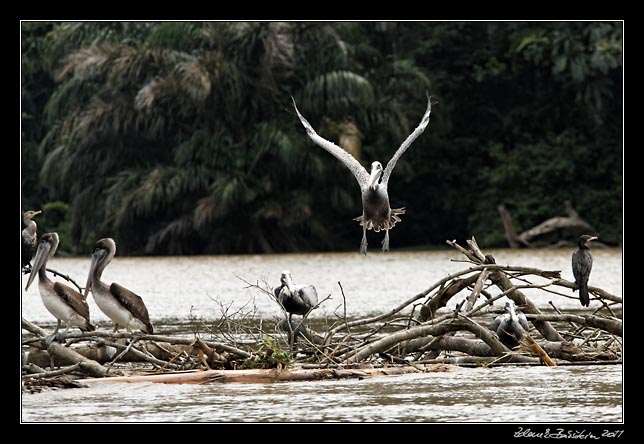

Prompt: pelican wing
[381,94,433,187]
[518,313,530,332]
[110,282,153,332]
[53,282,91,322]
[299,285,319,309]
[292,98,370,189]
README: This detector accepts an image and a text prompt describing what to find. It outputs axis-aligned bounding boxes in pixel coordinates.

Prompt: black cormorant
[22,210,41,272]
[572,235,598,307]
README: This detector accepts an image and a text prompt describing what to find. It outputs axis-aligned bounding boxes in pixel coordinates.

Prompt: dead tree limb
[525,314,622,336]
[498,201,596,248]
[45,268,84,294]
[22,363,83,379]
[498,205,529,248]
[46,343,107,377]
[447,238,564,342]
[553,279,622,304]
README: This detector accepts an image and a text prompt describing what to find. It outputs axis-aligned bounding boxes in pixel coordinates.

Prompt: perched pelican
[274,270,318,324]
[292,95,432,254]
[22,210,42,272]
[493,301,529,348]
[572,235,598,307]
[25,232,95,340]
[84,238,153,333]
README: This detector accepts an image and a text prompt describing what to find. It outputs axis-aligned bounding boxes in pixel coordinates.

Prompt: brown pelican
[572,235,598,307]
[292,95,432,254]
[25,232,95,340]
[274,270,318,324]
[84,238,153,333]
[493,301,529,348]
[22,210,41,272]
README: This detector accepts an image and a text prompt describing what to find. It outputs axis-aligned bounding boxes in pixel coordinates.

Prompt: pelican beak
[285,274,295,294]
[25,240,50,291]
[368,167,381,190]
[508,302,519,324]
[84,251,100,299]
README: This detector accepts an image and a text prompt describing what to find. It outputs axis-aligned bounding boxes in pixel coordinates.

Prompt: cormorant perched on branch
[572,235,598,307]
[22,210,41,272]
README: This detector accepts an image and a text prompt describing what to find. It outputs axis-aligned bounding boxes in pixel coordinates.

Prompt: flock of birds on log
[21,95,600,346]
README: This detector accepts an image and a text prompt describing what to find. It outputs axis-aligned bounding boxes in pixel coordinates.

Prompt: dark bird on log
[572,235,598,307]
[84,238,153,333]
[274,270,318,324]
[25,232,95,341]
[292,95,433,254]
[22,210,41,273]
[493,301,529,348]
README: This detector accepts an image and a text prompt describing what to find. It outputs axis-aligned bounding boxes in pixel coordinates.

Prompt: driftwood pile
[21,237,621,388]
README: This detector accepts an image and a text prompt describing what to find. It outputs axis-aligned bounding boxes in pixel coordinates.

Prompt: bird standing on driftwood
[292,95,433,254]
[84,238,154,333]
[572,235,598,307]
[493,301,529,348]
[22,210,41,273]
[25,232,95,342]
[274,270,318,325]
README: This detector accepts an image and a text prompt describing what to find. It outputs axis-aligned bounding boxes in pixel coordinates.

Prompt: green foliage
[22,22,622,254]
[241,336,292,369]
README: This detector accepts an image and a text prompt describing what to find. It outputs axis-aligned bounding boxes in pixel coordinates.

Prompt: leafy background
[21,22,622,255]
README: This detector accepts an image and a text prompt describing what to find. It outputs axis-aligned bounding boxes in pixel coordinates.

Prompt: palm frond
[176,61,212,102]
[300,70,375,116]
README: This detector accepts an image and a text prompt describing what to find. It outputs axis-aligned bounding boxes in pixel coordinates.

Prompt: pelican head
[25,232,59,291]
[84,238,117,298]
[280,270,295,294]
[504,301,519,324]
[367,161,383,190]
[23,210,42,224]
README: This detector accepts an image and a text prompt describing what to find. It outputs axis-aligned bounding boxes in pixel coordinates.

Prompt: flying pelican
[493,301,529,348]
[572,235,598,307]
[22,210,42,272]
[292,95,432,254]
[25,232,95,341]
[274,270,318,324]
[84,238,154,334]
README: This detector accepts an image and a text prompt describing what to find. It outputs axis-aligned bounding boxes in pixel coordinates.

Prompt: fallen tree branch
[525,314,622,336]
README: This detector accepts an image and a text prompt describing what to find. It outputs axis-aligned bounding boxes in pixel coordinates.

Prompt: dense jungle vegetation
[21,21,622,255]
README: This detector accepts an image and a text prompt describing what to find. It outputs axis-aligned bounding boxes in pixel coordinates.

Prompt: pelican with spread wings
[292,95,432,254]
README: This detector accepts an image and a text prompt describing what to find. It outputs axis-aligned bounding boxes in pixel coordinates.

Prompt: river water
[21,248,623,423]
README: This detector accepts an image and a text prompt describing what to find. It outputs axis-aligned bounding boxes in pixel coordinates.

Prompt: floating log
[82,365,440,385]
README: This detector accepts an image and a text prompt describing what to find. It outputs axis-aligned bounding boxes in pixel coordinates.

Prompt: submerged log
[83,365,431,385]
